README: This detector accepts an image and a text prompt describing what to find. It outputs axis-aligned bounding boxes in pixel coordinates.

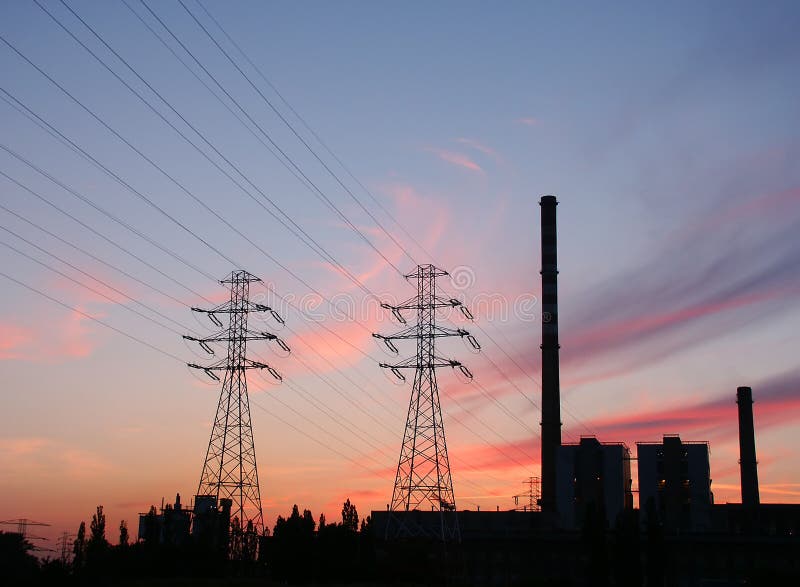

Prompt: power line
[0,230,185,336]
[0,166,522,499]
[0,271,183,362]
[48,0,378,300]
[193,0,434,267]
[0,155,213,301]
[186,0,418,269]
[2,10,561,478]
[1,136,532,474]
[159,0,592,440]
[137,0,405,282]
[0,201,195,310]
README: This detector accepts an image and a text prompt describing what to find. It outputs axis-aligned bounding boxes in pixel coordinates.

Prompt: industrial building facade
[555,436,633,529]
[637,435,713,532]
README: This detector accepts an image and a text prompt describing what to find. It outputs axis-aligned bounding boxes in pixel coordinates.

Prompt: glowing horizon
[1,0,799,548]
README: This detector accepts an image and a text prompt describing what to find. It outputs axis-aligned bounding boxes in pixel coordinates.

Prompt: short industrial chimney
[737,386,760,507]
[540,195,562,513]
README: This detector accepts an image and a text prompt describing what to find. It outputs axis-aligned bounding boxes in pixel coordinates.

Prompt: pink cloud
[0,306,99,362]
[424,147,484,173]
[382,182,450,252]
[566,284,795,364]
[580,376,800,444]
[0,322,32,359]
[49,273,135,307]
[454,138,504,164]
[60,307,96,358]
[282,317,376,375]
[515,117,539,126]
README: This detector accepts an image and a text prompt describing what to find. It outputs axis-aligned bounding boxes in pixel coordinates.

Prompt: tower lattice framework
[185,270,288,535]
[374,264,479,541]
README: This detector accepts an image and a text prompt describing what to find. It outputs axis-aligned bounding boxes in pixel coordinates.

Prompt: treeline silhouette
[0,499,377,585]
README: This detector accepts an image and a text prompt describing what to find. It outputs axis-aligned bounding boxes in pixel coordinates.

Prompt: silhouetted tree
[342,498,359,532]
[243,519,258,562]
[0,531,40,581]
[302,508,316,534]
[318,512,326,531]
[87,505,109,571]
[271,505,316,582]
[73,521,87,571]
[89,505,107,547]
[119,520,129,548]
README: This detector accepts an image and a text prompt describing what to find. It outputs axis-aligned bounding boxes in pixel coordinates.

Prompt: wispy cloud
[0,322,32,359]
[0,307,101,362]
[577,367,800,443]
[553,185,800,375]
[454,138,504,164]
[515,117,539,126]
[424,147,484,173]
[0,436,116,482]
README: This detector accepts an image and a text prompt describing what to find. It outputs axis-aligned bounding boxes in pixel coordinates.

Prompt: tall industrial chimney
[737,386,760,507]
[540,195,562,513]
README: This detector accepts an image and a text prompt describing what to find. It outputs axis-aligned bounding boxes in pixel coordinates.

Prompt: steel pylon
[374,264,479,541]
[185,270,289,538]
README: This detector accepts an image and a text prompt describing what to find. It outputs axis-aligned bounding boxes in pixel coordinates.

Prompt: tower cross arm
[378,295,475,319]
[188,358,283,381]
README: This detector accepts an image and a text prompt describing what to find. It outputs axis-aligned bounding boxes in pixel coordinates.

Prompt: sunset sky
[1,1,799,547]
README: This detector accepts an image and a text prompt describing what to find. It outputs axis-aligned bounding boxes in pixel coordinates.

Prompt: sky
[1,0,799,548]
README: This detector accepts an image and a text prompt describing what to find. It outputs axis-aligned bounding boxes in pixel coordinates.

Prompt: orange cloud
[0,436,116,483]
[449,438,537,473]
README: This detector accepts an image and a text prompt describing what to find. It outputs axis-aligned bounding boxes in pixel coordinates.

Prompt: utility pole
[57,531,76,565]
[185,270,289,538]
[374,264,479,541]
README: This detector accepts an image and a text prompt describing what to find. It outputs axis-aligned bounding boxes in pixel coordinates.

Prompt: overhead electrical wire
[47,0,379,301]
[1,9,551,475]
[1,158,531,484]
[142,0,406,279]
[111,0,547,443]
[141,0,592,440]
[181,0,416,270]
[180,0,597,439]
[194,0,434,266]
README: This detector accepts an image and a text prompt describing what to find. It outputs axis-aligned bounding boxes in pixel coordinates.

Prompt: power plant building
[637,435,712,532]
[556,436,633,529]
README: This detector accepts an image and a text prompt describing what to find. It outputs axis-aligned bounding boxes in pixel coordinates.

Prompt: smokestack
[737,386,760,507]
[540,195,561,513]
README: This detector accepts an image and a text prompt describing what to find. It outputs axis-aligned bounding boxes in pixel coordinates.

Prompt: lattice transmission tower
[513,476,542,511]
[184,270,289,536]
[374,264,479,541]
